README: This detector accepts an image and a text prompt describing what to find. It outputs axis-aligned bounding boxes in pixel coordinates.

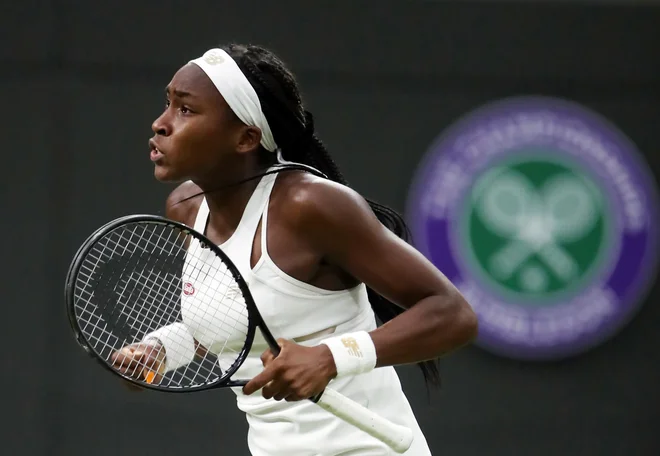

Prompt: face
[149,63,260,184]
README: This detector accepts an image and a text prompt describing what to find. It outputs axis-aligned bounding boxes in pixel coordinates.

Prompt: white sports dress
[175,170,431,455]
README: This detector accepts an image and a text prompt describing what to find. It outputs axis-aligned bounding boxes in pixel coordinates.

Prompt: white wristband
[143,322,196,372]
[320,331,377,378]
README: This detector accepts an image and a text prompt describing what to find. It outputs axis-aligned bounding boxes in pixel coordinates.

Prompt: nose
[152,110,171,136]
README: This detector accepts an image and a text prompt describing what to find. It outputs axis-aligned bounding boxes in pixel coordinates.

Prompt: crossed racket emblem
[471,167,602,290]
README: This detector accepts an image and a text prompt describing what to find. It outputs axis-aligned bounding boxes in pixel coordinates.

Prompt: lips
[149,139,165,162]
[150,149,164,162]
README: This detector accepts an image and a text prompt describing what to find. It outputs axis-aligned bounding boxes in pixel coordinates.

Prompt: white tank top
[191,170,432,456]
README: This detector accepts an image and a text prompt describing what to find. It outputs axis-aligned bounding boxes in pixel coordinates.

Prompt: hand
[242,339,337,401]
[110,341,166,387]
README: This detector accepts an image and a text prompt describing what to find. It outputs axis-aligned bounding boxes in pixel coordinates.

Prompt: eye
[164,98,192,115]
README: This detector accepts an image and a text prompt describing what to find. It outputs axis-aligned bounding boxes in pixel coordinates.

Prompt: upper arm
[289,179,462,310]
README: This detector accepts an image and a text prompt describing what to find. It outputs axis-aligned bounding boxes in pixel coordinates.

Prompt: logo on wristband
[341,337,363,358]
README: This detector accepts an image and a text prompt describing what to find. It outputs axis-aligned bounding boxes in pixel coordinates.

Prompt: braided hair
[215,43,440,387]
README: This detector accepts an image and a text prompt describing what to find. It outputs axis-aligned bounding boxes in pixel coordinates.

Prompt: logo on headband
[407,96,659,361]
[203,50,225,66]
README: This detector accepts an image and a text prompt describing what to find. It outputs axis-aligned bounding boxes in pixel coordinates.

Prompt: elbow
[456,297,479,344]
[434,292,479,350]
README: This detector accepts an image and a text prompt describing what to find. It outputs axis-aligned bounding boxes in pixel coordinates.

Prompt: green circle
[461,155,614,305]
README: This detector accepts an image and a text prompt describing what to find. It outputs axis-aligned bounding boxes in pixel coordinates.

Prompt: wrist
[320,331,377,378]
[142,322,195,372]
[317,344,338,380]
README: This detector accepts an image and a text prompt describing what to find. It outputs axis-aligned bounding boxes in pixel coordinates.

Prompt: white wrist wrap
[143,323,195,372]
[321,331,377,378]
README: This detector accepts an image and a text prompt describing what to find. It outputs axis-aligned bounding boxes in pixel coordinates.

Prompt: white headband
[189,48,278,152]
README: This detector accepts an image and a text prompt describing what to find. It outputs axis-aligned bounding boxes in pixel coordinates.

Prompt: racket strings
[76,225,185,375]
[79,225,232,386]
[177,240,250,381]
[77,226,180,342]
[73,222,251,389]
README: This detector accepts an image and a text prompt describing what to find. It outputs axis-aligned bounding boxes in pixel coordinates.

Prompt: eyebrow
[165,86,194,99]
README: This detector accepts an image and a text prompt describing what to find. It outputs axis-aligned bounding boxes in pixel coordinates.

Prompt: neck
[192,155,273,239]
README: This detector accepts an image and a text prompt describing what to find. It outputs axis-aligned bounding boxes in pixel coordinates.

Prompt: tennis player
[113,44,478,455]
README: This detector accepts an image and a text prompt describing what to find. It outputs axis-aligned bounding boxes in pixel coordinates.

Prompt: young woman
[112,44,478,455]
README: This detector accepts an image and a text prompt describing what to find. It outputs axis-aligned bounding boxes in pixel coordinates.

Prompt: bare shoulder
[165,180,204,226]
[272,171,380,233]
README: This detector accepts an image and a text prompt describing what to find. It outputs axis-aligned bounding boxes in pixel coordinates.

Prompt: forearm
[369,294,478,368]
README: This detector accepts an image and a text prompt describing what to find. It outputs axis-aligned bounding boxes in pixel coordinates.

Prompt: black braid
[222,43,441,388]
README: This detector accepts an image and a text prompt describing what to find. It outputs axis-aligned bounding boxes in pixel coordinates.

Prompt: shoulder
[272,171,383,239]
[165,180,204,226]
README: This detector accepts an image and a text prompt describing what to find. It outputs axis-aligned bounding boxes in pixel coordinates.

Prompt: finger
[260,349,276,367]
[242,368,276,396]
[283,382,315,402]
[124,353,150,377]
[126,352,146,374]
[285,394,304,402]
[112,350,143,376]
[143,345,165,372]
[262,379,289,401]
[112,345,138,362]
[283,384,305,402]
[272,389,291,402]
[110,347,131,366]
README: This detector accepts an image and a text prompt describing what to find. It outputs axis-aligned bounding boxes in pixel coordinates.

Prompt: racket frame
[65,214,277,392]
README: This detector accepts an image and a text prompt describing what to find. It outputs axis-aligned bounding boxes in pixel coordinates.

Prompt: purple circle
[406,96,660,361]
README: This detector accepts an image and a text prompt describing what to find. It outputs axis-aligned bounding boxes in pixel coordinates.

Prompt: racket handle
[314,388,414,454]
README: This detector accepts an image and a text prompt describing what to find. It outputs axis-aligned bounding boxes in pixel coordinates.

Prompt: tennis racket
[65,214,414,453]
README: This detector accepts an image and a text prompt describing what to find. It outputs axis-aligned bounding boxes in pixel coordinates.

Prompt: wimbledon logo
[406,96,659,360]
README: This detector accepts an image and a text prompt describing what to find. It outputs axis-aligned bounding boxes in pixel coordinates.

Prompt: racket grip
[314,388,414,454]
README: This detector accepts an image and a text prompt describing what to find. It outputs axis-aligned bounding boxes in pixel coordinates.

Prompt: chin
[153,165,185,183]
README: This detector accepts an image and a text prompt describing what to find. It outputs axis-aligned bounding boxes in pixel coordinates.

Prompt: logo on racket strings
[407,96,659,361]
[183,282,195,296]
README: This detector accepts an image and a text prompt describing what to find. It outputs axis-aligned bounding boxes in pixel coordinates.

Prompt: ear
[236,126,262,154]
